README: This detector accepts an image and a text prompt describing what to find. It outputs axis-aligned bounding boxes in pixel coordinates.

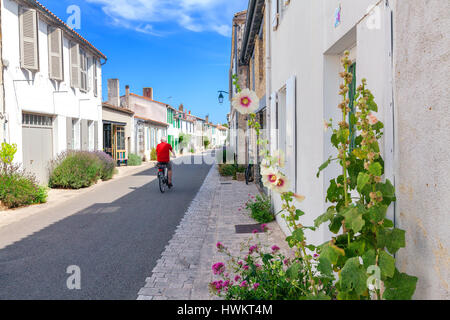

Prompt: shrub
[245,195,274,223]
[128,153,142,166]
[218,164,236,177]
[49,151,102,189]
[210,238,335,300]
[93,151,116,181]
[150,148,157,161]
[0,167,47,208]
[190,148,194,153]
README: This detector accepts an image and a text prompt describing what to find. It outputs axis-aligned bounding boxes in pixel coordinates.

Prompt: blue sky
[39,0,247,124]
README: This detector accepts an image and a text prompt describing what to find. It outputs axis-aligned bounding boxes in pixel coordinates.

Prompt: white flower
[232,89,259,115]
[261,167,278,190]
[272,172,290,194]
[272,149,285,168]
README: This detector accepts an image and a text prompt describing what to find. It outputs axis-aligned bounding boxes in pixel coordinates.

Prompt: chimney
[124,85,130,109]
[205,115,209,124]
[107,79,120,107]
[188,110,191,115]
[143,87,153,100]
[179,104,184,112]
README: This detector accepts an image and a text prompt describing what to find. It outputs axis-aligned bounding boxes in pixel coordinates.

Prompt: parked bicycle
[245,161,254,185]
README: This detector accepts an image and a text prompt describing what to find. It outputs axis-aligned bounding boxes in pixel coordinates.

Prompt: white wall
[2,0,103,164]
[267,0,391,246]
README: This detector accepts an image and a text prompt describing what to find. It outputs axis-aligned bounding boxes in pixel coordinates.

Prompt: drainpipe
[0,5,6,142]
[265,0,272,148]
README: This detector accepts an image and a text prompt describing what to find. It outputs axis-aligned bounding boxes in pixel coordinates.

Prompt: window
[22,113,53,127]
[79,49,88,92]
[19,7,39,71]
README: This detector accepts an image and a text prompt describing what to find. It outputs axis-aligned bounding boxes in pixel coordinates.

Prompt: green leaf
[320,242,345,265]
[362,249,376,269]
[376,179,396,205]
[338,129,350,144]
[314,207,336,228]
[378,250,395,279]
[329,215,344,234]
[286,262,302,280]
[339,257,368,295]
[368,162,382,176]
[357,172,371,193]
[383,269,418,300]
[352,148,367,160]
[295,209,305,219]
[368,204,388,224]
[317,157,332,178]
[317,257,333,276]
[377,228,406,255]
[347,239,366,257]
[300,293,332,300]
[342,207,365,233]
[292,229,305,243]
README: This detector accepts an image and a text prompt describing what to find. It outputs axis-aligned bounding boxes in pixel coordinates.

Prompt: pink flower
[234,275,241,282]
[240,281,248,288]
[271,245,280,253]
[212,262,225,275]
[249,245,258,254]
[253,283,260,290]
[368,113,378,125]
[216,242,224,249]
[261,224,268,232]
[313,253,320,260]
[243,265,249,270]
[237,260,243,266]
[252,229,258,234]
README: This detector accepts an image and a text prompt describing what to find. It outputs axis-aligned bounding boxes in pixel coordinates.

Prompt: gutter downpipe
[0,3,6,142]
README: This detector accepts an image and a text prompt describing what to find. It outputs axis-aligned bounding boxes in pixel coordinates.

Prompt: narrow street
[0,154,212,300]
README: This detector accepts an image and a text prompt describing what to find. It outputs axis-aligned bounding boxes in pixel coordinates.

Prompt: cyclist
[156,137,176,188]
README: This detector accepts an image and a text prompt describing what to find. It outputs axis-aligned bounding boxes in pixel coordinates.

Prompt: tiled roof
[128,93,172,108]
[102,102,134,115]
[134,115,169,127]
[26,0,106,59]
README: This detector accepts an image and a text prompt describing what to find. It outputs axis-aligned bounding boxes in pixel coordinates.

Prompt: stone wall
[393,0,450,299]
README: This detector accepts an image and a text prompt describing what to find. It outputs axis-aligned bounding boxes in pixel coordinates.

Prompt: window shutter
[286,76,297,191]
[70,42,80,88]
[93,59,98,97]
[87,57,92,92]
[270,92,277,153]
[19,7,39,71]
[48,26,63,80]
[271,0,279,30]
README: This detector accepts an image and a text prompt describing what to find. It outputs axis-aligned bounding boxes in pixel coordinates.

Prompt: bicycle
[245,162,254,185]
[157,163,169,193]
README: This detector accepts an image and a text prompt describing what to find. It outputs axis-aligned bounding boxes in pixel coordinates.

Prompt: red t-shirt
[156,142,172,162]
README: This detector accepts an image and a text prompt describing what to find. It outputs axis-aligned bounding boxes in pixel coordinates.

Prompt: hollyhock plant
[232,89,259,114]
[272,173,290,194]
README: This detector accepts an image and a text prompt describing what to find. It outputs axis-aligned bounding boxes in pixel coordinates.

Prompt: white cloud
[86,0,244,37]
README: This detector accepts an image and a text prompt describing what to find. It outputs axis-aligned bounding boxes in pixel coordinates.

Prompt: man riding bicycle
[156,137,176,188]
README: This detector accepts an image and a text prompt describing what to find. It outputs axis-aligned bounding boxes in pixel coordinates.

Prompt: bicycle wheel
[159,173,166,193]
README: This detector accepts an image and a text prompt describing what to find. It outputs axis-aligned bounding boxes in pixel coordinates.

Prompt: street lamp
[217,91,229,104]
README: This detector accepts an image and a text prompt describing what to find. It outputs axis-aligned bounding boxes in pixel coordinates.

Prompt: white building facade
[263,0,449,299]
[1,0,106,183]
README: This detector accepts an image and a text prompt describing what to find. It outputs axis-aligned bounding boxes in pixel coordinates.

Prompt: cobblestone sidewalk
[137,165,290,300]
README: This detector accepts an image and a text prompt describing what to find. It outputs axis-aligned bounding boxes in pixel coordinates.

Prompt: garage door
[22,113,54,184]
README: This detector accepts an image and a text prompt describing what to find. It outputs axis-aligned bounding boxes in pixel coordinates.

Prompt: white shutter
[87,57,92,92]
[357,1,394,220]
[271,0,279,30]
[70,42,80,88]
[48,26,63,80]
[19,7,39,71]
[270,92,277,153]
[93,58,98,97]
[286,76,297,190]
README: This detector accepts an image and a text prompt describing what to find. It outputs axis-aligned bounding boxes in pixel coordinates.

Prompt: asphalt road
[0,154,213,299]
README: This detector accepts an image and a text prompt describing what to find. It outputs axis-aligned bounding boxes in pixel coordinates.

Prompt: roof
[24,0,107,60]
[102,102,134,115]
[127,93,173,108]
[240,0,265,65]
[134,116,169,127]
